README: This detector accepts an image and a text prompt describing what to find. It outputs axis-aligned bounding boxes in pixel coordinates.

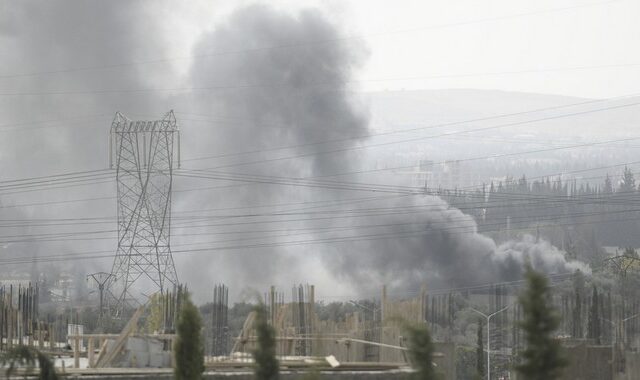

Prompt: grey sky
[164,0,640,98]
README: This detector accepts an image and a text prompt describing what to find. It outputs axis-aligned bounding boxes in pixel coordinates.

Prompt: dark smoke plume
[0,2,590,302]
[321,195,589,292]
[186,4,369,176]
[176,4,370,295]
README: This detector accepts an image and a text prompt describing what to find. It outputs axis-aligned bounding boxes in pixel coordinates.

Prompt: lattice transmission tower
[108,111,180,314]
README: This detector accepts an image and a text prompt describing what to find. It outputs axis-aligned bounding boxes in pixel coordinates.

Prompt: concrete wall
[614,351,640,380]
[512,343,640,380]
[434,342,456,380]
[64,371,413,379]
[561,343,612,380]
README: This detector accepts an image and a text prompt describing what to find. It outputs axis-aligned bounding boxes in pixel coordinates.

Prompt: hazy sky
[167,0,639,98]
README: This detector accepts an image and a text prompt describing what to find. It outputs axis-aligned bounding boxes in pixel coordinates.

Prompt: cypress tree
[516,266,568,380]
[404,322,441,380]
[572,289,582,338]
[0,346,59,379]
[587,286,601,344]
[174,293,205,380]
[476,320,484,379]
[253,305,279,380]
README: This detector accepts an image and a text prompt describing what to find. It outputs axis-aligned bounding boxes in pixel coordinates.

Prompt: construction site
[3,1,640,379]
[0,109,638,379]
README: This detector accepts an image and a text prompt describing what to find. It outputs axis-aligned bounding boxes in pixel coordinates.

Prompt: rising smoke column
[186,4,369,176]
[0,1,591,299]
[178,4,371,294]
[179,4,590,296]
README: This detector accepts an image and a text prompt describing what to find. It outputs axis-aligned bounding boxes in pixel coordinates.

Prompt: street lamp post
[602,318,618,373]
[349,300,379,321]
[603,313,640,346]
[349,300,377,314]
[621,313,640,349]
[470,305,510,380]
[602,313,640,374]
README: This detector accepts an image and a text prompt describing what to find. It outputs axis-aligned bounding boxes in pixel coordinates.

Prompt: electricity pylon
[108,111,180,315]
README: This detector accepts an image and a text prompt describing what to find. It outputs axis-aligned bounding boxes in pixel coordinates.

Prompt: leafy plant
[516,265,568,380]
[403,322,442,380]
[174,292,205,380]
[0,346,59,380]
[253,304,279,380]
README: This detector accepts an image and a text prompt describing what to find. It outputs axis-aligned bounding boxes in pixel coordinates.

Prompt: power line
[181,94,640,163]
[2,193,639,248]
[185,100,640,173]
[0,169,111,187]
[0,155,637,213]
[0,165,636,231]
[0,98,636,200]
[1,208,637,266]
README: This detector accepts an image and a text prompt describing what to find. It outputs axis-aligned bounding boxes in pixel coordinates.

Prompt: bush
[174,293,205,380]
[516,265,568,380]
[404,322,442,380]
[0,346,59,380]
[253,304,279,380]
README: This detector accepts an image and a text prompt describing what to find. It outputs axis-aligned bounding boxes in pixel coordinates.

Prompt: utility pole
[603,313,640,350]
[471,305,510,380]
[350,300,381,362]
[87,272,113,325]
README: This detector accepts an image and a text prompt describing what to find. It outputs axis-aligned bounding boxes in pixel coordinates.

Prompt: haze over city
[0,1,638,379]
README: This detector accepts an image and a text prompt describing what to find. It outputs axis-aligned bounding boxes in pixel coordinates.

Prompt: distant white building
[602,246,639,257]
[0,271,33,288]
[394,158,466,189]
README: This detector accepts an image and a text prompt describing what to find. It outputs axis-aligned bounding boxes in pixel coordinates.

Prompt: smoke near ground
[321,195,590,293]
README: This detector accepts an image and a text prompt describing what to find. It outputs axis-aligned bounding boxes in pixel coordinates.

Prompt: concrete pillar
[310,285,315,354]
[170,338,176,368]
[74,337,80,368]
[381,284,388,325]
[88,337,95,368]
[7,310,12,348]
[38,322,44,350]
[420,284,427,323]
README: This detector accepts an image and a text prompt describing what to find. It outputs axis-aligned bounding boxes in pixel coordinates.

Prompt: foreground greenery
[516,266,568,380]
[253,304,280,380]
[404,322,442,380]
[0,346,59,380]
[174,293,205,380]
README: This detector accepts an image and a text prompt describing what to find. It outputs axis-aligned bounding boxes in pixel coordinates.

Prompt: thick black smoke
[321,195,589,292]
[0,2,589,302]
[186,4,369,177]
[176,4,370,295]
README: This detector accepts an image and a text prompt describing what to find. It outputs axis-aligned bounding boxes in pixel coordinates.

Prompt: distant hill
[363,89,639,138]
